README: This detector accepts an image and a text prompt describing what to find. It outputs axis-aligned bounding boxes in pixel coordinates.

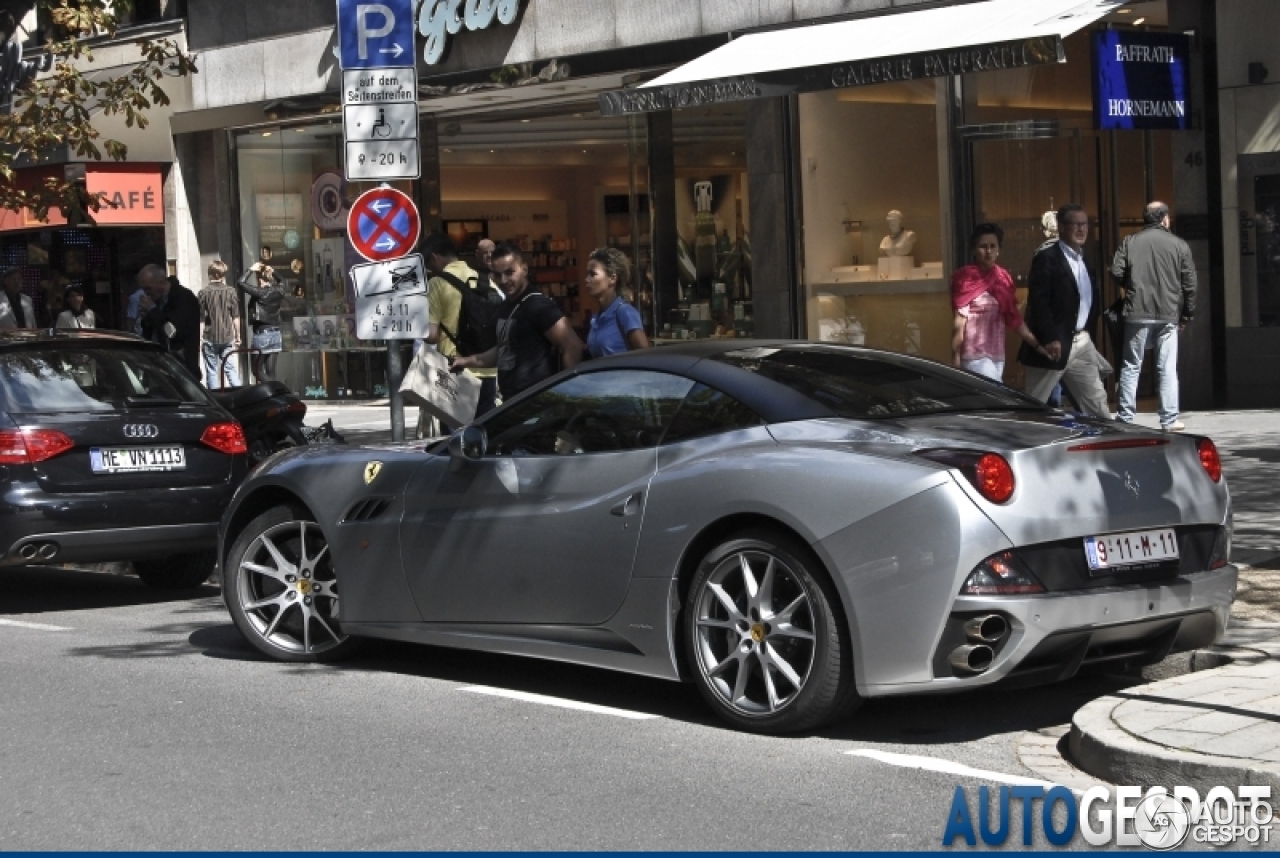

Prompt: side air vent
[342,497,393,523]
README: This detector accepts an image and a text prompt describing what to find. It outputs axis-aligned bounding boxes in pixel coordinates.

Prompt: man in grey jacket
[1111,201,1197,432]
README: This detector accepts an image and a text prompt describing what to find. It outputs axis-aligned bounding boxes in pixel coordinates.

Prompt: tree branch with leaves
[0,0,196,226]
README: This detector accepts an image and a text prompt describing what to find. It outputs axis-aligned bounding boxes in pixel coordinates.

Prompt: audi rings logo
[122,424,159,439]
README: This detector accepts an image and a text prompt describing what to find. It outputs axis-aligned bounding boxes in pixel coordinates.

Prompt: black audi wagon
[0,330,249,589]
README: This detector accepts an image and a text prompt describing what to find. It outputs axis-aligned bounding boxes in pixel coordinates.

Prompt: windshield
[0,345,213,414]
[711,346,1044,419]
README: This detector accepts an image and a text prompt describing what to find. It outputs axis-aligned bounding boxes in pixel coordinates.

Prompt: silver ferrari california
[219,342,1236,734]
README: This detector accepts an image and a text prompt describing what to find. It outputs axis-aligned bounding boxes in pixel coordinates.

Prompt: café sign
[600,36,1064,117]
[418,0,521,66]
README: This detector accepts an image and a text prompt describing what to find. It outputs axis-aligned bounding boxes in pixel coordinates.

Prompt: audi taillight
[200,422,248,456]
[0,429,75,464]
[1197,438,1222,483]
[916,449,1017,504]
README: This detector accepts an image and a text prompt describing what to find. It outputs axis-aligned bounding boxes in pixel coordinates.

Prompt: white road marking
[0,618,71,631]
[846,749,1079,793]
[460,686,659,720]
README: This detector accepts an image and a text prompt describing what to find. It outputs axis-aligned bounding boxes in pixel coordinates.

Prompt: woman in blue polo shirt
[584,246,651,358]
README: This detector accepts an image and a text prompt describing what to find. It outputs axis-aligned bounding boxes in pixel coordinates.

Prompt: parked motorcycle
[209,352,345,464]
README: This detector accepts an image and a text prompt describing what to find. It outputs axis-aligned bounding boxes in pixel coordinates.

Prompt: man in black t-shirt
[451,242,583,399]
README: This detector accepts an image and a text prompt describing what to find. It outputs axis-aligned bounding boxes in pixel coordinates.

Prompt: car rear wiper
[124,396,184,408]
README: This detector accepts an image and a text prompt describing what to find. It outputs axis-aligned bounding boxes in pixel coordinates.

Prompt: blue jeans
[1116,321,1179,426]
[202,342,241,389]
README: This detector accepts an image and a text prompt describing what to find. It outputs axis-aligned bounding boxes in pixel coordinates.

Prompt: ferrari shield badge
[364,461,383,485]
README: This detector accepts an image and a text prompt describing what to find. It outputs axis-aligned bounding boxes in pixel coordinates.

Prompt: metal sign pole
[386,341,405,441]
[337,0,420,443]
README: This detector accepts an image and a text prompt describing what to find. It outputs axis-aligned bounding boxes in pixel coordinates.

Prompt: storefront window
[235,122,408,398]
[800,81,949,362]
[437,106,651,343]
[661,105,751,343]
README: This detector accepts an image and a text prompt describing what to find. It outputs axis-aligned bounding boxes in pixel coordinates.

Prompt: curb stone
[1069,685,1280,794]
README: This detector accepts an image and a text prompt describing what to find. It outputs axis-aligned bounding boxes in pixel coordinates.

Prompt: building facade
[163,0,1278,406]
[1,3,189,330]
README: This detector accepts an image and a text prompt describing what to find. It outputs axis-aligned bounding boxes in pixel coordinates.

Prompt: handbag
[399,347,482,428]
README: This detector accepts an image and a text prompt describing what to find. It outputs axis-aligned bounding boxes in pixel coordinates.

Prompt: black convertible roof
[0,329,150,347]
[562,340,869,425]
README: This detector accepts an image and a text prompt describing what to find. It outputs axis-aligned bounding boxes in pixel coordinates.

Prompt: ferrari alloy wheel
[225,506,358,663]
[686,533,859,733]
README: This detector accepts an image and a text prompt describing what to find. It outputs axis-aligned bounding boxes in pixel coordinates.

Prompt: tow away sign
[351,254,430,340]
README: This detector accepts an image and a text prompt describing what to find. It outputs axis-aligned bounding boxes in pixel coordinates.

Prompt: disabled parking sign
[337,0,420,181]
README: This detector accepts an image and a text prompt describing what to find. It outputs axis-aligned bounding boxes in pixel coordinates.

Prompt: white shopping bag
[398,347,481,429]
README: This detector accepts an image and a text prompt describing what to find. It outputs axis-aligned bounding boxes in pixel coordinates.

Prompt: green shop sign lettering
[417,0,521,65]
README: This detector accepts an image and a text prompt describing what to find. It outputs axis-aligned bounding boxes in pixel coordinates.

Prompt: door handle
[610,492,643,517]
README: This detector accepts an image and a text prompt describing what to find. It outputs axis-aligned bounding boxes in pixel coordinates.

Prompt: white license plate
[1085,528,1179,572]
[90,445,187,474]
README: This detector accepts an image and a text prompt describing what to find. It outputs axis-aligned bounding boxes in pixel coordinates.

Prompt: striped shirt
[199,280,241,344]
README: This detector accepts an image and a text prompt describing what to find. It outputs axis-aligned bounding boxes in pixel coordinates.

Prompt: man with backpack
[451,241,584,399]
[421,232,503,423]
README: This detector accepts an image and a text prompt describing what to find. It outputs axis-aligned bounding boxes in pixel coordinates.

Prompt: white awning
[599,0,1122,115]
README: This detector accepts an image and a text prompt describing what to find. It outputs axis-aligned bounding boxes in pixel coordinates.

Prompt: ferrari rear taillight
[0,429,75,464]
[916,449,1016,504]
[960,551,1045,596]
[1197,438,1222,483]
[1209,526,1231,570]
[200,422,248,456]
[973,454,1016,504]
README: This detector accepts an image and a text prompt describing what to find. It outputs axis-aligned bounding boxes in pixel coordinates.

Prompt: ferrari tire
[133,551,217,590]
[224,505,359,663]
[685,531,860,734]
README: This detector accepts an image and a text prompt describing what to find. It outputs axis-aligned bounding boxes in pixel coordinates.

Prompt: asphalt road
[0,563,1155,851]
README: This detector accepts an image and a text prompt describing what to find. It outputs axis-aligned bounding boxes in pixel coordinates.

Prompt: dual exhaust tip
[949,614,1009,674]
[18,542,59,562]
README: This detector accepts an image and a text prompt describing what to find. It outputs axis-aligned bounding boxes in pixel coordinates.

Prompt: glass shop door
[968,131,1102,393]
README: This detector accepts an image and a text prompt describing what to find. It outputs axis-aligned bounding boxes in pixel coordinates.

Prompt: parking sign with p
[337,0,415,68]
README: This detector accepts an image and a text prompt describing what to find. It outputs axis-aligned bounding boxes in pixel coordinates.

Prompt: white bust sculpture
[1041,210,1059,241]
[879,210,917,257]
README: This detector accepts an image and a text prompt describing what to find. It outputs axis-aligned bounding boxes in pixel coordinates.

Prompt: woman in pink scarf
[951,223,1047,382]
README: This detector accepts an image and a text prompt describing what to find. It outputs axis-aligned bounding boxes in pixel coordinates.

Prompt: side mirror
[448,424,487,462]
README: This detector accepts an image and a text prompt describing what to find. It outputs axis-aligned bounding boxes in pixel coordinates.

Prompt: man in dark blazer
[138,264,202,380]
[1017,204,1110,418]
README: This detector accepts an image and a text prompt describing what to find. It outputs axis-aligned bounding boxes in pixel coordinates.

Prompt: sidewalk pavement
[1068,410,1280,791]
[318,402,1280,789]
